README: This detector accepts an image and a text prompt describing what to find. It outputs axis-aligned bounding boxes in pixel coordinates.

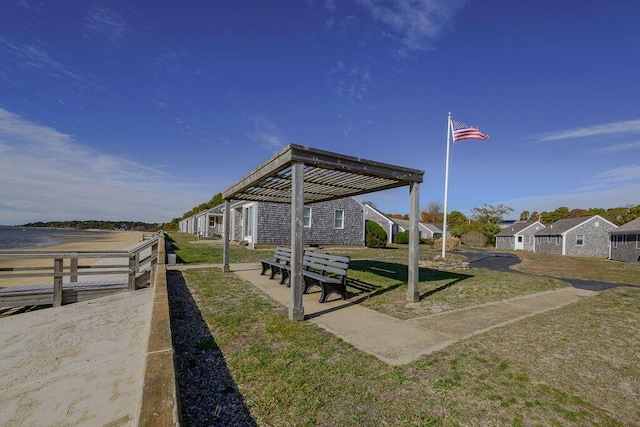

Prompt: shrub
[421,238,435,247]
[434,236,460,252]
[365,220,387,248]
[461,231,487,247]
[394,231,409,244]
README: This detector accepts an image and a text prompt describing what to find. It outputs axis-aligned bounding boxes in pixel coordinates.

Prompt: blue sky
[1,0,639,225]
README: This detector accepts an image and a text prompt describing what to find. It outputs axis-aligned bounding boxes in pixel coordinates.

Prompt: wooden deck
[0,280,128,307]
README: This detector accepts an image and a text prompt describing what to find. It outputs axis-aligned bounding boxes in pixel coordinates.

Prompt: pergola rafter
[221,144,425,320]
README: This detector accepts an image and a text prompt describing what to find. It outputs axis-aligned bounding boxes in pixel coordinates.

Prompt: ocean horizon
[0,226,111,250]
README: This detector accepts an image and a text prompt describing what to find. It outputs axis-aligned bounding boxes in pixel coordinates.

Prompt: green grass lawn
[168,233,640,424]
[182,267,640,426]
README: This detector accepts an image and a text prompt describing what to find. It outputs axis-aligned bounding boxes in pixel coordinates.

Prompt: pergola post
[407,182,420,302]
[222,199,231,273]
[289,161,305,321]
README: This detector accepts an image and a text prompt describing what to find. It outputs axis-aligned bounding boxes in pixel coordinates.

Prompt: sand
[0,230,146,287]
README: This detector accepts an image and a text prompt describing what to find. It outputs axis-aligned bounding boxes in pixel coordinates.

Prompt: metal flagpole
[441,112,452,259]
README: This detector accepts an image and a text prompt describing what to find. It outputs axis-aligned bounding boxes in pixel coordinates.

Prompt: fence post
[128,254,136,291]
[53,258,63,307]
[70,254,78,283]
[150,240,159,286]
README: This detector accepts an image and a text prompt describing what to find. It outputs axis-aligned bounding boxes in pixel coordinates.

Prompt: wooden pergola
[221,144,425,321]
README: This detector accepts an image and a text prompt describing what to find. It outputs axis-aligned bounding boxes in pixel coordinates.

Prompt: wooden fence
[0,235,161,308]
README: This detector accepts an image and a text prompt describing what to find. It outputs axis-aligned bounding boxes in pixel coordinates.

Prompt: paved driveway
[457,248,626,292]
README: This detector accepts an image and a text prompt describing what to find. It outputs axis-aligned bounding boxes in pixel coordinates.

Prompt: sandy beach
[0,230,146,287]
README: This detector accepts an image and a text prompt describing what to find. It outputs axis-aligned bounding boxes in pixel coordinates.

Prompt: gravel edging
[166,270,256,426]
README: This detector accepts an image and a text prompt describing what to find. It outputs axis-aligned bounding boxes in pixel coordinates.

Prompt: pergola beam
[221,144,425,321]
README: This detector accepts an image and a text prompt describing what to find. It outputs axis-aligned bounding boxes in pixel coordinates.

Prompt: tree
[530,211,540,221]
[470,203,514,224]
[421,200,443,223]
[447,211,468,228]
[519,210,530,221]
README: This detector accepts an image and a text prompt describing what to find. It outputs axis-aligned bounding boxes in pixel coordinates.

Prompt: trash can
[167,253,177,265]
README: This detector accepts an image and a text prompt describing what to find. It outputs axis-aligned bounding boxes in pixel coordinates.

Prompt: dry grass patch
[511,251,640,285]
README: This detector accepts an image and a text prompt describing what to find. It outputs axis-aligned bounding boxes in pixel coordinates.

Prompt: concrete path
[0,288,154,426]
[224,263,596,365]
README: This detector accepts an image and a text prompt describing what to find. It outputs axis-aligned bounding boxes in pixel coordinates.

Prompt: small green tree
[365,221,387,248]
[394,231,409,244]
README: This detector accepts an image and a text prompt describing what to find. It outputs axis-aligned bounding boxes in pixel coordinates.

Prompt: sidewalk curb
[139,238,182,426]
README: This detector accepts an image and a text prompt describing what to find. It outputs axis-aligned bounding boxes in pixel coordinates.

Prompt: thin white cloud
[0,107,206,225]
[83,5,128,47]
[590,141,640,155]
[578,165,640,191]
[500,166,640,216]
[0,37,83,82]
[501,183,640,218]
[327,61,373,100]
[536,119,640,142]
[356,0,467,55]
[244,115,289,150]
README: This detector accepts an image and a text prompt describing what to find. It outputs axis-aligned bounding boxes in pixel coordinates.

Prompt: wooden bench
[260,247,291,284]
[302,252,350,303]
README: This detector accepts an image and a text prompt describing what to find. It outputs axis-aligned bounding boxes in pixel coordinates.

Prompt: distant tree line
[163,192,224,231]
[518,205,640,226]
[21,220,161,231]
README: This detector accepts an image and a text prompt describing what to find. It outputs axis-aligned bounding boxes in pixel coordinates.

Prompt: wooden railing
[0,235,161,307]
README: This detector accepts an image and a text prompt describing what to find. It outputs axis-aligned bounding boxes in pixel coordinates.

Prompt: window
[524,235,531,244]
[636,234,640,249]
[334,209,344,229]
[612,236,617,249]
[303,207,312,228]
[517,236,523,243]
[576,234,584,246]
[621,235,627,245]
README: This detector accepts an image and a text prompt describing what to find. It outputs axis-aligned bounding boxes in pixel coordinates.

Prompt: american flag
[451,119,489,142]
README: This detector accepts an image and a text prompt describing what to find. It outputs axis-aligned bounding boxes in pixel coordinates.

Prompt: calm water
[0,227,111,250]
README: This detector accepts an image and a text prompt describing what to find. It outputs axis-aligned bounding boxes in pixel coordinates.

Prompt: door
[515,235,524,250]
[243,204,255,243]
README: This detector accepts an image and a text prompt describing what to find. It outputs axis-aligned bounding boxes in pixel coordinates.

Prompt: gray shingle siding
[534,216,617,257]
[495,235,515,250]
[535,235,563,255]
[610,218,640,262]
[495,221,543,251]
[254,198,364,246]
[610,233,640,262]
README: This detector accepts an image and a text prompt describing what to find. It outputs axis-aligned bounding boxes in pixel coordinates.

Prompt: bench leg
[318,283,347,304]
[260,262,270,276]
[269,266,280,280]
[280,269,289,285]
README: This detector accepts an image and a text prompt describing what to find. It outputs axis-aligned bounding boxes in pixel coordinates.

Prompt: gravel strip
[167,270,257,426]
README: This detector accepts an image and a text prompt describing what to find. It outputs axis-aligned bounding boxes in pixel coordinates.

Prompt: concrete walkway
[0,288,154,426]
[220,263,596,365]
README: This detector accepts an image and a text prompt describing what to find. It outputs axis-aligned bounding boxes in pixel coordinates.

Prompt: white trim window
[576,234,584,246]
[334,209,344,229]
[636,234,640,249]
[303,207,312,228]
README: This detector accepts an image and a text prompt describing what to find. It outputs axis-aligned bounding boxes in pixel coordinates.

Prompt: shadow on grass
[348,260,472,301]
[167,270,256,426]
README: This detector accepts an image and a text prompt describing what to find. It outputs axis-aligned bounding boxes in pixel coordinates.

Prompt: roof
[390,218,441,233]
[222,144,424,204]
[496,221,542,237]
[534,216,605,236]
[610,216,640,234]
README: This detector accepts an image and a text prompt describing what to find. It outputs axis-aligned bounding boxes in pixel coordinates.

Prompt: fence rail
[0,235,161,308]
